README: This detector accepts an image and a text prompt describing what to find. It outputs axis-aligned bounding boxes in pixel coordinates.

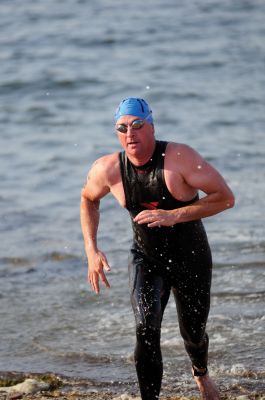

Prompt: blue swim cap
[115,98,154,124]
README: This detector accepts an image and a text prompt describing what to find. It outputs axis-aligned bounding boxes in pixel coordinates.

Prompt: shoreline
[1,371,265,400]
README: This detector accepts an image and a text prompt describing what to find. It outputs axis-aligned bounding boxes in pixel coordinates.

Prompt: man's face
[115,115,155,157]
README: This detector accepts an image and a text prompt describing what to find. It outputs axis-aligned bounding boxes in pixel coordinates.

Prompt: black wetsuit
[119,141,212,400]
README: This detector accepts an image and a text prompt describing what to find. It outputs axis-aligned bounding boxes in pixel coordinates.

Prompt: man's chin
[127,142,140,151]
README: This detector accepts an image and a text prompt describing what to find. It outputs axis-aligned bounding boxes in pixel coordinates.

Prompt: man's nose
[126,125,135,136]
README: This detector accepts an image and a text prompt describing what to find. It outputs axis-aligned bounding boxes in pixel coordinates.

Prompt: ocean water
[0,0,265,397]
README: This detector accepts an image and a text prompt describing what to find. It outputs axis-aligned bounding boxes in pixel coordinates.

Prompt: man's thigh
[129,253,171,329]
[171,255,212,342]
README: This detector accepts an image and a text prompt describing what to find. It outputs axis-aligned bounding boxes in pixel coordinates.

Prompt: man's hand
[87,250,111,294]
[134,209,179,228]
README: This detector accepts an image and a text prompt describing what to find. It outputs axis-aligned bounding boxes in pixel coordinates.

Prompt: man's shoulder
[166,142,196,157]
[92,152,119,170]
[90,152,120,182]
[165,142,204,175]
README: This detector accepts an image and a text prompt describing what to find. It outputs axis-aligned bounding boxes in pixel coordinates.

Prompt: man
[80,98,235,400]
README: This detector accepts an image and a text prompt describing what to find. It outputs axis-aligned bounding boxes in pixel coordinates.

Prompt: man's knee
[136,319,160,338]
[180,324,208,348]
[135,321,162,366]
[135,319,161,352]
[183,331,209,351]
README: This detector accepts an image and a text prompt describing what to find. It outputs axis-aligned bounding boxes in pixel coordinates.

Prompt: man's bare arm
[134,145,235,227]
[80,160,111,293]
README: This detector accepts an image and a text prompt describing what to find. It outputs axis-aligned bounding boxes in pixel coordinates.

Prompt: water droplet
[197,165,202,169]
[162,196,165,200]
[146,85,150,90]
[177,152,181,156]
[162,153,165,156]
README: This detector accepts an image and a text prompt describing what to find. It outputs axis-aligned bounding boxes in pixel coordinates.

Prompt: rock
[113,395,141,400]
[0,378,50,394]
[7,392,24,400]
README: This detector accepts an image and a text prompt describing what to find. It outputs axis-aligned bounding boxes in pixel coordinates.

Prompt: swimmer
[80,98,235,400]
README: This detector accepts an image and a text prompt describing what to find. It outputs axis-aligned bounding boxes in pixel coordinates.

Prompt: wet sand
[1,391,265,400]
[1,372,265,400]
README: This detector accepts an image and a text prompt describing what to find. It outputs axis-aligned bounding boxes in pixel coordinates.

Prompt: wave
[217,363,265,380]
[0,256,32,267]
[213,290,265,300]
[0,252,80,276]
[0,252,79,264]
[214,260,265,269]
[31,338,116,365]
[0,76,103,95]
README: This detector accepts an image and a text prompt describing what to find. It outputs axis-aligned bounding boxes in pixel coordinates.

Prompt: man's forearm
[80,195,100,255]
[134,190,235,228]
[172,191,235,223]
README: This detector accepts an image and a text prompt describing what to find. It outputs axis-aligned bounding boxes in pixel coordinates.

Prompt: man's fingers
[102,259,111,272]
[99,270,110,288]
[88,270,100,294]
[134,214,150,224]
[137,217,150,224]
[134,210,151,222]
[91,273,100,294]
[99,252,111,271]
[147,221,160,228]
[87,253,111,293]
[134,210,174,227]
[134,210,158,225]
[135,213,158,225]
[88,269,110,293]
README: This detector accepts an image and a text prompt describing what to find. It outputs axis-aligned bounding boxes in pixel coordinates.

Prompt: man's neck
[126,141,156,167]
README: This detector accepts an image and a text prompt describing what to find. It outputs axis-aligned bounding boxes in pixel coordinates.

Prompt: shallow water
[0,0,265,397]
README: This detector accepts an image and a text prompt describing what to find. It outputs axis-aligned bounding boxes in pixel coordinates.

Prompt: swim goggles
[115,112,152,134]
